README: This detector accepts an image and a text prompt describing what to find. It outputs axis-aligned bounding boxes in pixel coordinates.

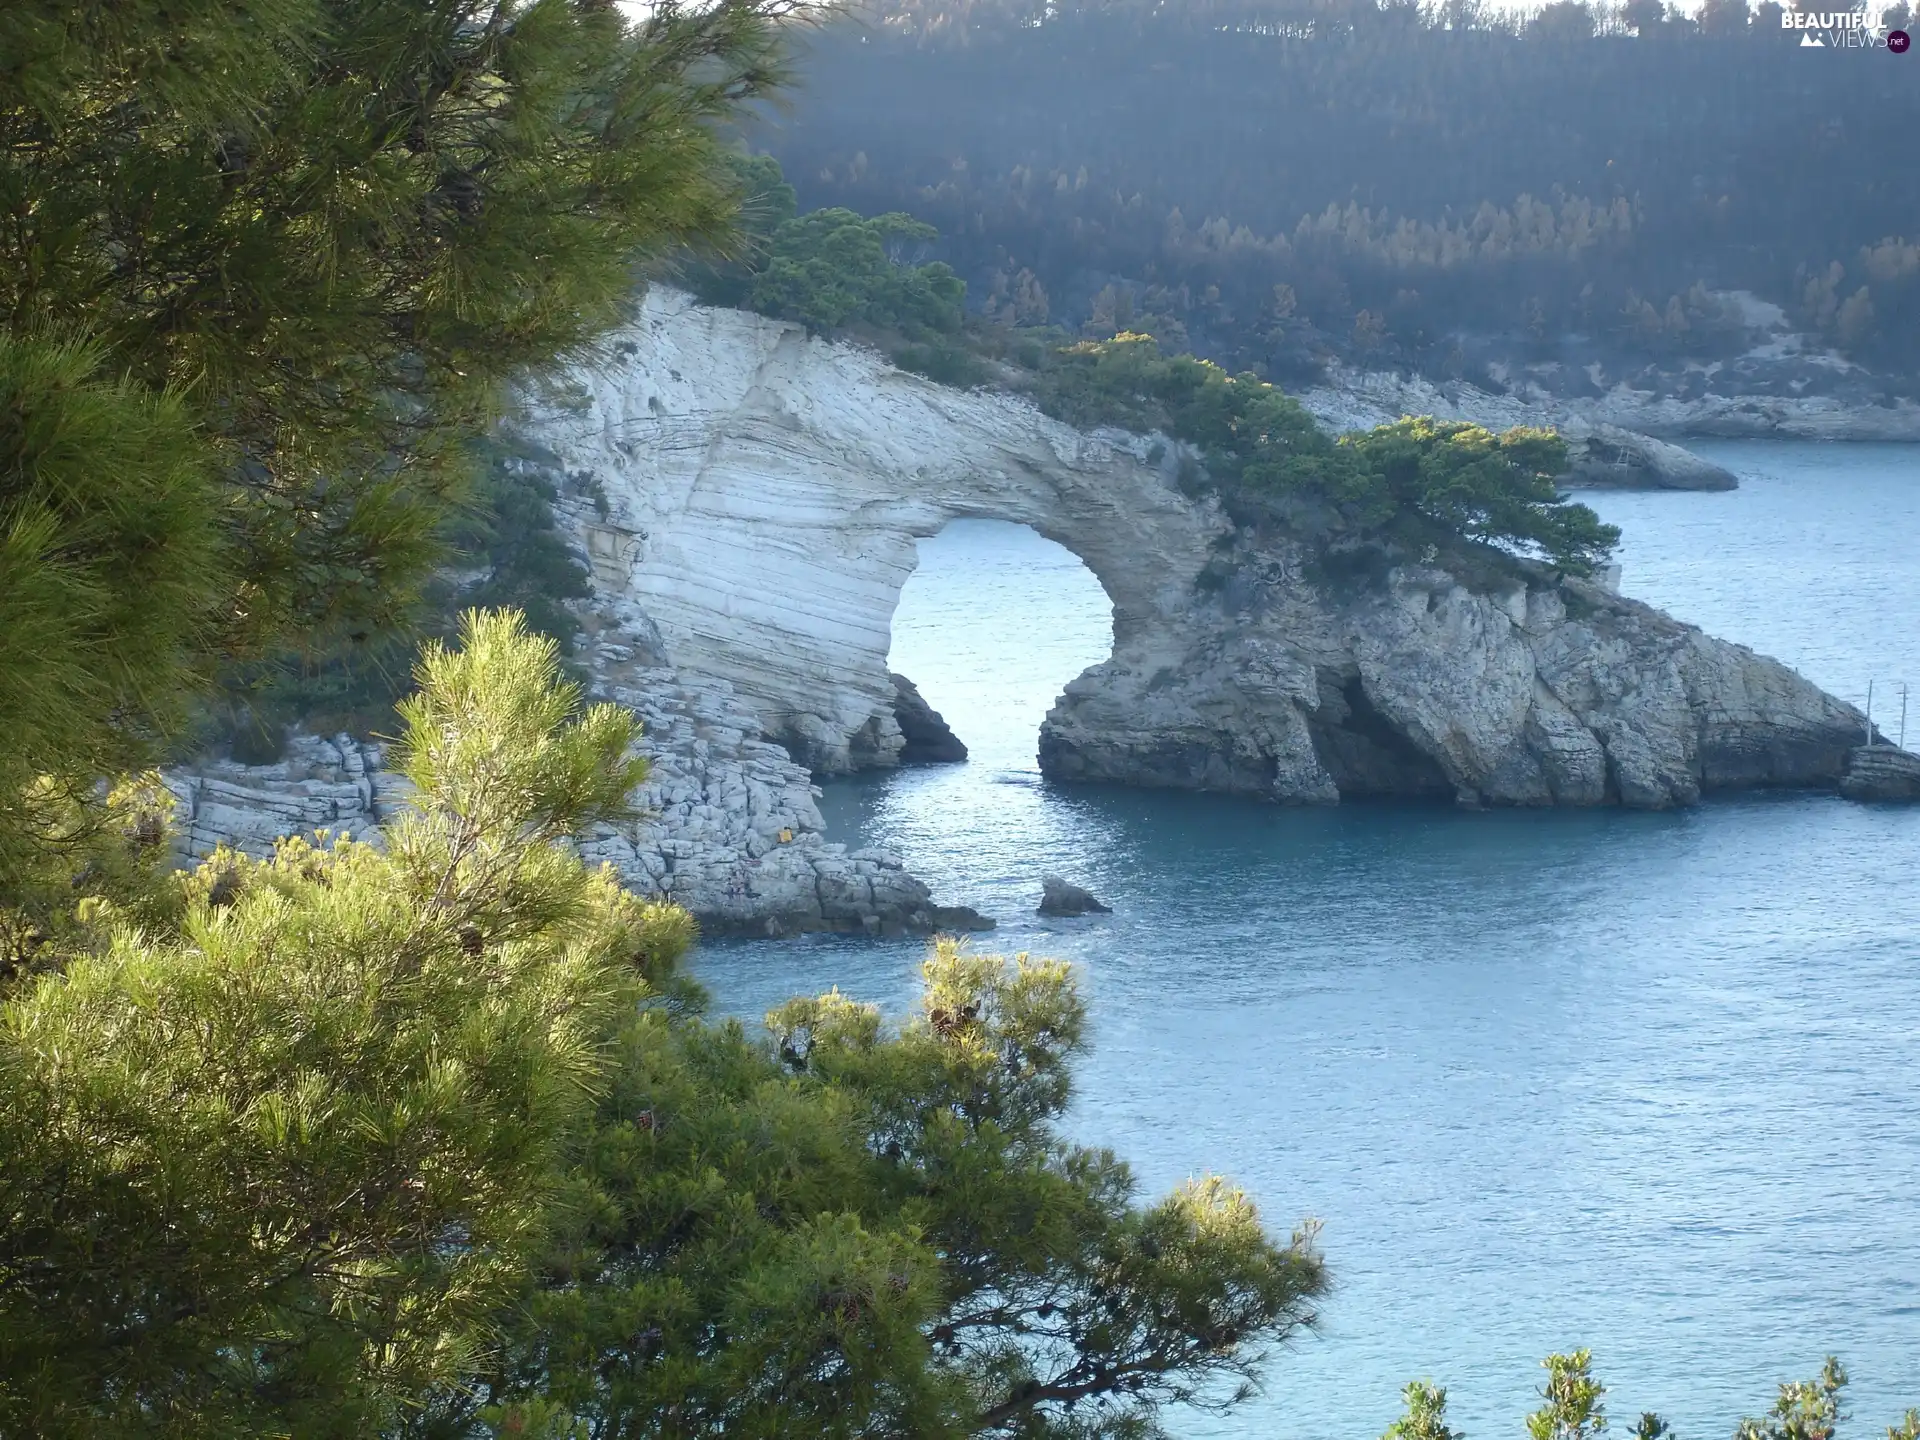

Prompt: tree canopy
[761,0,1920,379]
[1033,334,1619,573]
[686,153,968,338]
[0,611,1326,1439]
[0,0,792,885]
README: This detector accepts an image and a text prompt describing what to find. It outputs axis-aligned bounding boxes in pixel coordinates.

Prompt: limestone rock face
[1039,553,1865,809]
[520,289,1862,811]
[164,734,395,864]
[166,665,996,938]
[521,287,1212,775]
[162,288,1880,940]
[1840,746,1920,803]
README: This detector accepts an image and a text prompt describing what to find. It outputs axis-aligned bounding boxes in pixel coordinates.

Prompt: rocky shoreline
[1302,344,1920,479]
[163,288,1914,935]
[165,658,992,940]
[1300,368,1742,491]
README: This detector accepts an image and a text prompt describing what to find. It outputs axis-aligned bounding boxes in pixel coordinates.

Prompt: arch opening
[885,519,1115,776]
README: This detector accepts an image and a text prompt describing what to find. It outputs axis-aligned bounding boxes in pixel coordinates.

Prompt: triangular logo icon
[1800,30,1825,43]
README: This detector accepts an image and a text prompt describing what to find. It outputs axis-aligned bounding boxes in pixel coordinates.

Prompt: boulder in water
[1840,745,1920,802]
[1038,875,1111,917]
[892,672,968,764]
[930,904,996,932]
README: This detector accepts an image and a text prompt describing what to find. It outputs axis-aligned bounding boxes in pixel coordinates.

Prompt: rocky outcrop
[1037,876,1111,916]
[523,288,1208,778]
[1038,562,1864,808]
[1840,746,1920,803]
[164,288,1883,934]
[163,734,394,865]
[167,662,994,938]
[516,288,1863,812]
[891,672,968,763]
[1300,368,1739,490]
[1307,332,1920,448]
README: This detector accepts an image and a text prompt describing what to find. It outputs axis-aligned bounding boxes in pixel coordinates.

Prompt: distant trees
[1384,1349,1920,1440]
[764,0,1920,376]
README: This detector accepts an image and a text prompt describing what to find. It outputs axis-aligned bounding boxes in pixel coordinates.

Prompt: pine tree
[474,941,1326,1439]
[0,611,668,1436]
[1,610,1327,1439]
[0,0,793,892]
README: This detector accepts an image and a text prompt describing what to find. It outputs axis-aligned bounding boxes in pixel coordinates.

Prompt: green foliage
[747,208,968,337]
[1032,335,1618,574]
[0,774,184,1000]
[686,154,968,339]
[1385,1380,1462,1440]
[1736,1358,1850,1440]
[1,612,1324,1439]
[208,434,598,760]
[1389,1352,1920,1440]
[0,335,226,876]
[0,0,791,890]
[679,150,801,309]
[453,441,598,657]
[894,339,994,387]
[1528,1350,1609,1440]
[0,611,666,1437]
[473,939,1326,1438]
[1334,418,1621,574]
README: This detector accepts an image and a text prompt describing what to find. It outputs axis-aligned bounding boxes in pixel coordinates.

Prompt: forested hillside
[758,0,1920,382]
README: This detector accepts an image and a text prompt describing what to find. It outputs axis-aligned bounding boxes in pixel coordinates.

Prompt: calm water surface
[692,440,1920,1439]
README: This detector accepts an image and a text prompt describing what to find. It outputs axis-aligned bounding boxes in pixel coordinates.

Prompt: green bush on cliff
[690,155,968,340]
[1034,334,1620,574]
[749,208,967,337]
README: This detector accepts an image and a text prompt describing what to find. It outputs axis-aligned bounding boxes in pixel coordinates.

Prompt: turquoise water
[691,441,1920,1440]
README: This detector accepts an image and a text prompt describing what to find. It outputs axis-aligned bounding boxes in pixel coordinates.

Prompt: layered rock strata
[524,288,1867,809]
[166,287,1885,939]
[166,666,990,938]
[1038,562,1865,808]
[1839,746,1920,803]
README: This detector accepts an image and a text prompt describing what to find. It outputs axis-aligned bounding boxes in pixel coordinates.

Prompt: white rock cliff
[168,288,1880,931]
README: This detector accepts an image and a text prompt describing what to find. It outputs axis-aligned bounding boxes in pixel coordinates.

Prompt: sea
[691,439,1920,1440]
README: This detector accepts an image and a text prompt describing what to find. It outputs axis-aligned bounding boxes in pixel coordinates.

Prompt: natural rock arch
[530,287,1219,774]
[524,289,1868,810]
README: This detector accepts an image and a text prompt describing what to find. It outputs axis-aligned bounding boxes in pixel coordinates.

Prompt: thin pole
[1902,683,1909,752]
[1866,679,1874,747]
